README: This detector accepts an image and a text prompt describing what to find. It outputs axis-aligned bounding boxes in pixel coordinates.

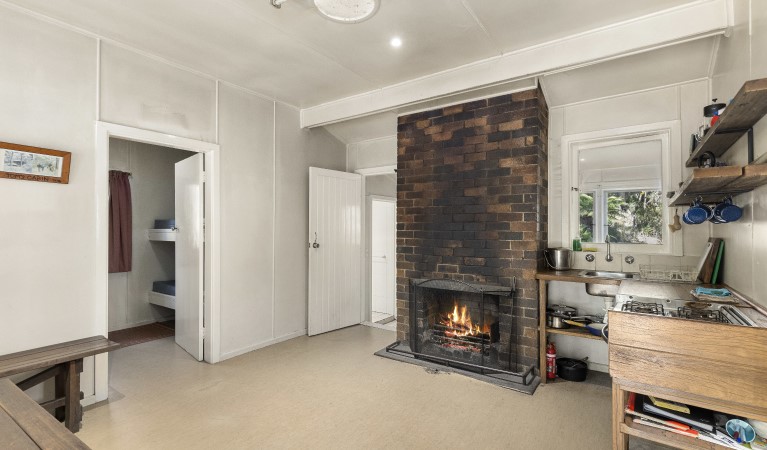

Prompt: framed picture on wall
[0,141,71,184]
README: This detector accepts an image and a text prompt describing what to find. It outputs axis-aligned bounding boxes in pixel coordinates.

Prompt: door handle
[311,232,320,249]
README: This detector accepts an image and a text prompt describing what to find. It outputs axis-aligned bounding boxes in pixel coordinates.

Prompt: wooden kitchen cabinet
[609,308,767,449]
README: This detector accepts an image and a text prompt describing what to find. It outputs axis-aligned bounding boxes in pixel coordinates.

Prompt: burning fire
[441,303,490,337]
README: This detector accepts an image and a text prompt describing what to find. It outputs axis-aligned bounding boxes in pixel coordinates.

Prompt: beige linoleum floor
[80,325,667,449]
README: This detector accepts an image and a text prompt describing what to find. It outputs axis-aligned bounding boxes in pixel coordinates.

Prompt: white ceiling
[3,0,698,108]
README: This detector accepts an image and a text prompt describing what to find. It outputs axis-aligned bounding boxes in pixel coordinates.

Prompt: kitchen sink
[578,270,636,279]
[578,271,635,297]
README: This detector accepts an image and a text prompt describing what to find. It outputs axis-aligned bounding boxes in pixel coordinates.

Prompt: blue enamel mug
[685,198,712,224]
[712,197,742,223]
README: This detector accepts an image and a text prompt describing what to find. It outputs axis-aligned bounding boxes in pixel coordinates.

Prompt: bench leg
[54,360,83,433]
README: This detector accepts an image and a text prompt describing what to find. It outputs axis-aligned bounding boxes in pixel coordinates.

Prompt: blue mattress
[153,219,175,229]
[152,280,176,296]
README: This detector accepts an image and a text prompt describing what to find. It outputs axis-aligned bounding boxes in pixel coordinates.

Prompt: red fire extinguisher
[546,341,557,379]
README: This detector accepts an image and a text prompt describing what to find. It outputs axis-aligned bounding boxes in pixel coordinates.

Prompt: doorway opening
[106,137,195,348]
[370,195,396,330]
[92,122,220,404]
[356,166,397,332]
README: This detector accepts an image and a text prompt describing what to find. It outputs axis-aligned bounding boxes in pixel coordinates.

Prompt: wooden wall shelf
[546,326,604,341]
[686,78,767,168]
[668,164,767,206]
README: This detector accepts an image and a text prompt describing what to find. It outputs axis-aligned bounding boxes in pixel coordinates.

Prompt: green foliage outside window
[579,190,662,244]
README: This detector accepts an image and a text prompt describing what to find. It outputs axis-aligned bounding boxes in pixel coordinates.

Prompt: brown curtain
[109,170,132,273]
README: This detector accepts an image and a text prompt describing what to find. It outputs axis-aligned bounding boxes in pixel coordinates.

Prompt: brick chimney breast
[396,87,548,369]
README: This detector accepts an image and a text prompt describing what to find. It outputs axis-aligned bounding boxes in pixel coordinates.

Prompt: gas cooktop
[615,294,756,327]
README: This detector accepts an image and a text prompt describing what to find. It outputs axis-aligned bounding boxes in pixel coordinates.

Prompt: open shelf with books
[622,416,728,450]
[620,392,751,449]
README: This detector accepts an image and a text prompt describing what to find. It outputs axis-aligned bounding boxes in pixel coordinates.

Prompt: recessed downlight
[390,37,402,48]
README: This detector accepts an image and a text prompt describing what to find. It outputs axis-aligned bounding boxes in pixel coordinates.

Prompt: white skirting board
[219,329,306,361]
[148,291,176,310]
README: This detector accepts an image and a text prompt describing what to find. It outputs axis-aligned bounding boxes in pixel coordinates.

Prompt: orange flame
[441,302,489,337]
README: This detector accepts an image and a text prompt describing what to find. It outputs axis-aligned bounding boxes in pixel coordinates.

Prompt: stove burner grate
[677,307,731,324]
[621,301,665,316]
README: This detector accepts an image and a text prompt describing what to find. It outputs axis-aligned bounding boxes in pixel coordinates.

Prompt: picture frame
[0,141,71,184]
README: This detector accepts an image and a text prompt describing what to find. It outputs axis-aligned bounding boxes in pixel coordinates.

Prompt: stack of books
[625,393,743,448]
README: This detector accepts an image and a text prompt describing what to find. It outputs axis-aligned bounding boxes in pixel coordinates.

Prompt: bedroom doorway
[92,122,221,404]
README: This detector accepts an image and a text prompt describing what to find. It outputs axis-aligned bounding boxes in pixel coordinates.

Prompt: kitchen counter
[535,269,624,285]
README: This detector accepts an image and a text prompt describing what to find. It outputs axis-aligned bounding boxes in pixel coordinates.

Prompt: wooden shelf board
[669,166,743,206]
[669,164,767,206]
[545,326,603,340]
[686,78,767,167]
[621,417,727,450]
[724,163,767,191]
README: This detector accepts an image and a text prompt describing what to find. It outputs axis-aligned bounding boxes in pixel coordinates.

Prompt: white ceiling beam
[301,0,730,128]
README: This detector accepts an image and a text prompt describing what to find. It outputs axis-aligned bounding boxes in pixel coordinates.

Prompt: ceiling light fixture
[314,0,379,24]
[270,0,288,8]
[390,37,402,48]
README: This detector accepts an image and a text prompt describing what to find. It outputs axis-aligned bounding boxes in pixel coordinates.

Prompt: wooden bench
[0,336,120,433]
[0,378,90,449]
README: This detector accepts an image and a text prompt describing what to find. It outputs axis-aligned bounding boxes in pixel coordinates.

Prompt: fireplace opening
[421,294,500,365]
[402,278,535,387]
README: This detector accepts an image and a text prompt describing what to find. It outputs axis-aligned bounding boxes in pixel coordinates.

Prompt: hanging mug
[712,197,742,223]
[685,197,713,225]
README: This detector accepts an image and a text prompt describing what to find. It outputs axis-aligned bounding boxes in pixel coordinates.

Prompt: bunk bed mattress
[152,280,176,296]
[153,219,176,229]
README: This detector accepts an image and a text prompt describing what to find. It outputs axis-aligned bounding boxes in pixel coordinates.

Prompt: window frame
[560,121,682,256]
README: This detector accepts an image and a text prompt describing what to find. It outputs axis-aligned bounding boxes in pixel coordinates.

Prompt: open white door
[308,167,362,336]
[175,153,204,360]
[371,198,396,317]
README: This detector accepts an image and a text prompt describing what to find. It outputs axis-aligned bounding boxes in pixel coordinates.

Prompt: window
[562,122,679,255]
[579,188,663,244]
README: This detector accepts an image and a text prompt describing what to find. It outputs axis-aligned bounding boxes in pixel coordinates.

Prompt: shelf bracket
[712,126,754,164]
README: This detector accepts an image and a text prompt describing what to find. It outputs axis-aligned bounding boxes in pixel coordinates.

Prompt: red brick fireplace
[395,86,548,372]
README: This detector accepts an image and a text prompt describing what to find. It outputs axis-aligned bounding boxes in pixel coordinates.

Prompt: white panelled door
[175,153,204,360]
[308,167,362,336]
[371,198,396,317]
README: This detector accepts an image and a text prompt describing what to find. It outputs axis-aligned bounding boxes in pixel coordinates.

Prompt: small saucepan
[547,305,577,329]
[547,314,570,329]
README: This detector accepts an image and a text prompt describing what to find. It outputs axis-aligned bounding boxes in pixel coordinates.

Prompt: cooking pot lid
[549,304,576,313]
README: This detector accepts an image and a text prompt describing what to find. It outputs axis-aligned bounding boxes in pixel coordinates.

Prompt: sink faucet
[605,236,613,262]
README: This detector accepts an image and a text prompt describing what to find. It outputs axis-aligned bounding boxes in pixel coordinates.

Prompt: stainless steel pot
[547,305,577,329]
[544,247,572,270]
[547,314,570,329]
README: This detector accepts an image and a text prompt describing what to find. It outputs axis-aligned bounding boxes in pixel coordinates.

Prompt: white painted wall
[346,136,396,172]
[547,80,715,371]
[0,7,99,354]
[216,84,276,356]
[273,103,347,342]
[0,3,346,397]
[549,81,713,258]
[710,0,767,308]
[0,6,99,400]
[365,174,396,198]
[108,138,193,331]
